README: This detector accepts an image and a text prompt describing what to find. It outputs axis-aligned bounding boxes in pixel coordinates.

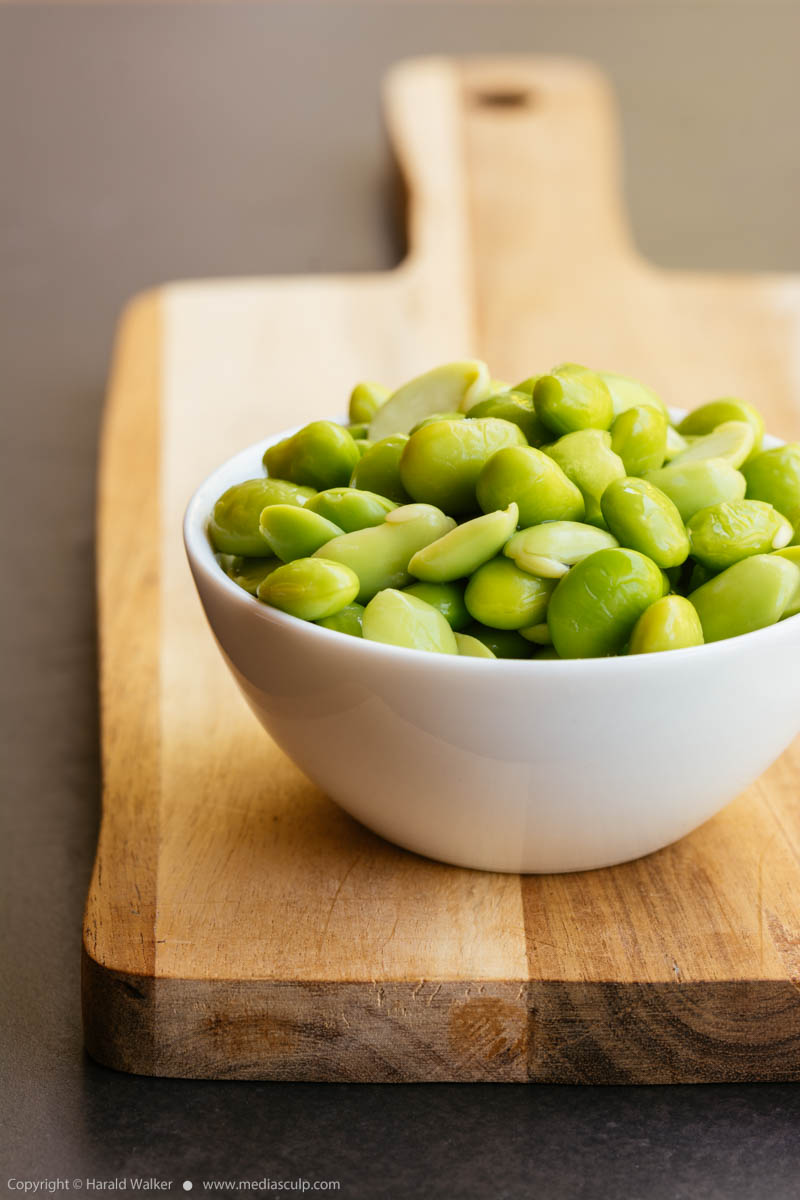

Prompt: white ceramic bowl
[184,424,800,874]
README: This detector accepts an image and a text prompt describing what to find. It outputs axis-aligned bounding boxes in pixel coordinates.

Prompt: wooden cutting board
[83,57,800,1083]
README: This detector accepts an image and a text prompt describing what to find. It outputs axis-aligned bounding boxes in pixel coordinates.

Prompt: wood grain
[84,56,800,1082]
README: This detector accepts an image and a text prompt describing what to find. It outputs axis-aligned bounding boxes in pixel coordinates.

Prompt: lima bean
[400,418,526,516]
[601,477,690,569]
[464,558,555,630]
[628,595,704,654]
[408,504,518,582]
[477,446,585,526]
[209,477,316,556]
[689,554,800,642]
[687,500,793,570]
[548,547,665,658]
[534,364,614,435]
[362,589,458,654]
[313,503,455,603]
[259,557,360,621]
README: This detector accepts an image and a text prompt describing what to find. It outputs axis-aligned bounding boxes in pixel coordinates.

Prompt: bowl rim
[183,411,800,673]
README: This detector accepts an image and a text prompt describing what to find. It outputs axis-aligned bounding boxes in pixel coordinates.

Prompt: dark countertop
[2,4,800,1196]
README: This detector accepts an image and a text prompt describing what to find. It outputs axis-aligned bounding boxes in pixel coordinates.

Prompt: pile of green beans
[208,361,800,658]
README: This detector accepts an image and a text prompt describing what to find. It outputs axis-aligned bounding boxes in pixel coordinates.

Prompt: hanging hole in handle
[472,87,534,110]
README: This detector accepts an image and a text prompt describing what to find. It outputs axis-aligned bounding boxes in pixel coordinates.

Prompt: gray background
[3,3,800,1195]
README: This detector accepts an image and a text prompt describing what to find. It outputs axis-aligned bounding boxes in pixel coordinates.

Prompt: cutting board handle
[385,57,635,280]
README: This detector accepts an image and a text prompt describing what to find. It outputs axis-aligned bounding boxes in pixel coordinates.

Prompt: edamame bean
[408,503,518,582]
[462,623,533,658]
[349,381,390,425]
[504,521,618,578]
[316,602,365,637]
[369,361,492,440]
[402,581,470,630]
[362,589,458,654]
[209,477,316,556]
[599,371,668,418]
[454,632,496,657]
[259,557,360,621]
[689,554,800,642]
[610,405,668,475]
[305,487,397,531]
[350,435,411,503]
[601,477,690,568]
[264,421,360,489]
[742,443,800,526]
[644,458,747,521]
[548,548,665,658]
[313,503,455,603]
[544,430,626,526]
[400,418,526,516]
[668,420,755,469]
[464,558,556,630]
[465,392,548,446]
[216,554,281,595]
[534,364,614,435]
[476,446,585,525]
[678,398,764,458]
[628,595,704,654]
[259,505,344,562]
[686,500,793,571]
